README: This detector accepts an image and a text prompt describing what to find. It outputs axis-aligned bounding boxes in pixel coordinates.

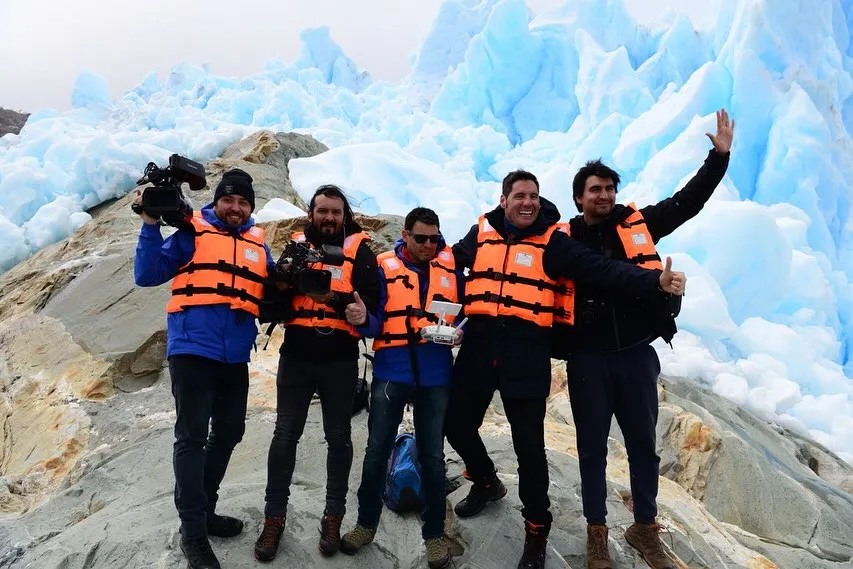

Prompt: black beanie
[214,169,255,211]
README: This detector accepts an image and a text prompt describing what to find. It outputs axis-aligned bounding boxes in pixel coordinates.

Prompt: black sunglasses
[410,233,440,244]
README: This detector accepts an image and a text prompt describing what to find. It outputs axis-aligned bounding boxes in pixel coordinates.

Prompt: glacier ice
[1,0,853,461]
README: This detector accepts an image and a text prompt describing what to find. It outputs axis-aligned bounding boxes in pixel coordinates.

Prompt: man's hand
[706,108,734,154]
[134,190,160,225]
[659,257,686,295]
[345,291,367,326]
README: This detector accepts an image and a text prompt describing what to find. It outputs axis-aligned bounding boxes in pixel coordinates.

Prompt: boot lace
[260,516,284,549]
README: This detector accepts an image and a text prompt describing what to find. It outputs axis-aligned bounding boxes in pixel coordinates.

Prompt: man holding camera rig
[444,169,686,569]
[134,167,276,569]
[551,109,733,569]
[254,185,380,562]
[338,207,463,569]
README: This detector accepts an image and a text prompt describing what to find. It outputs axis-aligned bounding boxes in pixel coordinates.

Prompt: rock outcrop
[0,108,28,138]
[0,131,851,569]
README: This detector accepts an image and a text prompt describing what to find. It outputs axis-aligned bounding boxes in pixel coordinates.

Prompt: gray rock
[0,108,28,138]
[659,375,853,565]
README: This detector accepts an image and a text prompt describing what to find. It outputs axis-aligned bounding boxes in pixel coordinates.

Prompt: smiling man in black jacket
[552,109,734,569]
[445,169,686,569]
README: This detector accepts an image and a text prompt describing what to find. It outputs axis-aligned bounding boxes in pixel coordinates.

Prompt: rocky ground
[0,131,851,569]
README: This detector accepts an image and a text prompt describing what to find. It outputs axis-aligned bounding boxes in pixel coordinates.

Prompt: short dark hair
[501,170,539,197]
[309,184,355,227]
[572,160,621,212]
[404,207,440,231]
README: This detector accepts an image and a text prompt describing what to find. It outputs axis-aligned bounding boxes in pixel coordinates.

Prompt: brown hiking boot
[340,524,376,555]
[624,522,679,569]
[253,516,285,562]
[318,511,343,556]
[425,536,452,569]
[586,524,612,569]
[517,519,550,569]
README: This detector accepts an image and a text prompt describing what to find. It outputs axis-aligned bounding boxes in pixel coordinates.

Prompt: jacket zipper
[599,226,622,350]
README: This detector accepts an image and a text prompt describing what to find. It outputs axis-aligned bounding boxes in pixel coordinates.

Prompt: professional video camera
[275,240,346,295]
[131,154,207,226]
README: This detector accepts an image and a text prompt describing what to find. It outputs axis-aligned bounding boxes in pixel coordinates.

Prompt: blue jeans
[355,380,449,539]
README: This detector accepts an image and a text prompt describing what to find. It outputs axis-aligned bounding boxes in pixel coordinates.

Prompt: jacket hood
[201,203,256,233]
[484,196,561,236]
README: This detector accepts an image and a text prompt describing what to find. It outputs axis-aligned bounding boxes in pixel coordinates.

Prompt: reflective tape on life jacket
[287,231,370,336]
[463,215,560,327]
[372,247,458,350]
[617,203,663,270]
[167,212,268,317]
[552,204,662,325]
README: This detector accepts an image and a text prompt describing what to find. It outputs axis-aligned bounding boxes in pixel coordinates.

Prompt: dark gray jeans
[263,354,358,517]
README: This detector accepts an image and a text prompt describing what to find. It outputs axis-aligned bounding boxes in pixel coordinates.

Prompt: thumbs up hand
[345,291,368,326]
[659,256,686,295]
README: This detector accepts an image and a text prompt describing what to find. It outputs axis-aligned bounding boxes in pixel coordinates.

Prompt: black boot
[207,513,244,538]
[180,535,221,569]
[454,472,507,518]
[517,519,550,569]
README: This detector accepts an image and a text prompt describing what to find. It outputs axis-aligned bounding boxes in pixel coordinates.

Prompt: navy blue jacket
[357,239,464,387]
[134,204,276,364]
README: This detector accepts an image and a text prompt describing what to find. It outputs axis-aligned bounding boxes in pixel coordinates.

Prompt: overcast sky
[0,0,710,112]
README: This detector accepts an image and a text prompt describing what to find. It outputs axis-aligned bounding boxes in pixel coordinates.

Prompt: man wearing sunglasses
[339,207,464,569]
[445,170,685,569]
[254,185,380,562]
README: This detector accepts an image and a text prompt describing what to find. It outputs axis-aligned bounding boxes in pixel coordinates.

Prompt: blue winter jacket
[356,238,464,387]
[134,203,276,364]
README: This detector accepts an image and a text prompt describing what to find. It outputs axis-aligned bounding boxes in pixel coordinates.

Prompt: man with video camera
[254,185,380,562]
[134,167,276,569]
[338,207,463,569]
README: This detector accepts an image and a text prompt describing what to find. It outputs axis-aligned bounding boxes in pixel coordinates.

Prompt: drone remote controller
[420,301,466,345]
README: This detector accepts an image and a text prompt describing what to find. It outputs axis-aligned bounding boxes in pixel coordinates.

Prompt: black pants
[445,381,551,525]
[169,355,249,539]
[263,354,358,517]
[566,343,661,525]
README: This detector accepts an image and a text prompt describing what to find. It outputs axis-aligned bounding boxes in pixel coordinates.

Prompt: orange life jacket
[167,212,268,317]
[371,247,458,351]
[286,231,370,336]
[552,203,662,325]
[463,215,560,327]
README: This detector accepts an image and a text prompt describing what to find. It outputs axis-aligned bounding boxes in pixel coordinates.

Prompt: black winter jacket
[451,197,663,399]
[552,148,730,356]
[260,222,380,362]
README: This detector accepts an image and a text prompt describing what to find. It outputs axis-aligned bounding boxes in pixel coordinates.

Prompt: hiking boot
[318,511,344,556]
[517,519,550,569]
[253,516,285,562]
[425,536,452,569]
[180,535,221,569]
[624,522,679,569]
[340,524,376,555]
[207,513,244,538]
[453,474,507,518]
[586,524,612,569]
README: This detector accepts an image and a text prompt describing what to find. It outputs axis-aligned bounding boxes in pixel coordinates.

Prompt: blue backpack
[382,433,424,513]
